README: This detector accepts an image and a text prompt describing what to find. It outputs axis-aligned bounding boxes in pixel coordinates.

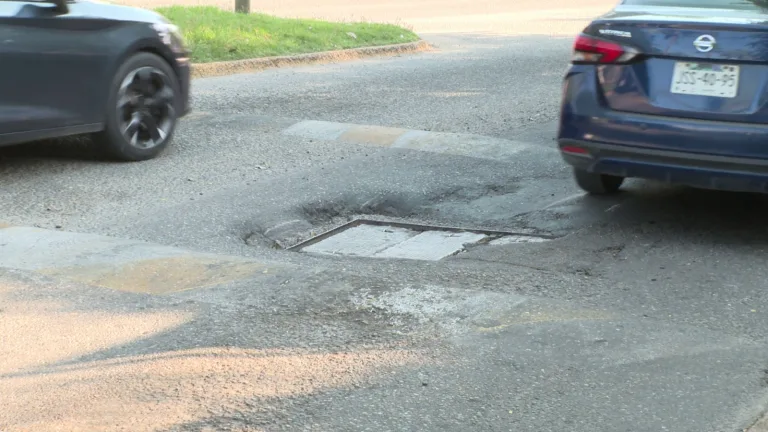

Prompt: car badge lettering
[693,35,716,53]
[599,29,632,38]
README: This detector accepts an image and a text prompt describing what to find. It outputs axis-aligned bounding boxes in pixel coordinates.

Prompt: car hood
[0,0,168,23]
[70,0,168,23]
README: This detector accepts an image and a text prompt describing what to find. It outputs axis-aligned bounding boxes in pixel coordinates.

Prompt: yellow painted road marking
[39,256,270,295]
[339,125,409,147]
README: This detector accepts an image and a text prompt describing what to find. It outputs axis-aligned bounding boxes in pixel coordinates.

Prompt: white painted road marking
[282,120,556,162]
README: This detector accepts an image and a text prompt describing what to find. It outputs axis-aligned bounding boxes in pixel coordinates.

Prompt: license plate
[670,62,740,98]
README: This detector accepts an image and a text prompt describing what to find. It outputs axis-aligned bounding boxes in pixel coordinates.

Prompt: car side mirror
[51,0,68,14]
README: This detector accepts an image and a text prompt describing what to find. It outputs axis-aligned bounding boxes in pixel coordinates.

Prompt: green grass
[155,6,420,63]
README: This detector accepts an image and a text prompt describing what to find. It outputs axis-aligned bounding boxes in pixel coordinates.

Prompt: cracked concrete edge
[749,420,768,432]
[190,40,432,78]
[0,226,305,296]
[742,392,768,432]
[747,415,768,432]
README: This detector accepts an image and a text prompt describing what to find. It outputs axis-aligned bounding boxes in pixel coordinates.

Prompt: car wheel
[95,52,179,162]
[573,168,624,195]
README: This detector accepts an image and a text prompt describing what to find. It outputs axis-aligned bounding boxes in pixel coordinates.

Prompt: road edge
[191,40,433,78]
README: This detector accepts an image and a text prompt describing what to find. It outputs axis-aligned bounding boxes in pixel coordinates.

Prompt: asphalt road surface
[4,1,768,432]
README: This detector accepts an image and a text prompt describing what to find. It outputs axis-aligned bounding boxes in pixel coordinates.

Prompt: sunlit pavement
[4,1,768,431]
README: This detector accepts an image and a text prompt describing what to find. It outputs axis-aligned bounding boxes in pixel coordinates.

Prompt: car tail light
[561,145,591,156]
[572,34,639,64]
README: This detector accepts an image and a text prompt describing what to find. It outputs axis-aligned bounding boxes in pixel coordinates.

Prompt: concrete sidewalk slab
[0,227,299,295]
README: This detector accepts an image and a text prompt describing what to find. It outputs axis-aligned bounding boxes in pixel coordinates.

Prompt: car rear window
[621,0,767,9]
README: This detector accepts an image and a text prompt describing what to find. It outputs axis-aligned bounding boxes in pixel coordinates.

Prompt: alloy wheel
[116,66,176,149]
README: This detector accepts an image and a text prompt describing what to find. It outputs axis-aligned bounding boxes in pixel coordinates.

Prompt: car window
[621,0,768,9]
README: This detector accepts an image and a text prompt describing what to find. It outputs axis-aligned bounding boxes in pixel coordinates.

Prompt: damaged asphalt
[3,18,768,432]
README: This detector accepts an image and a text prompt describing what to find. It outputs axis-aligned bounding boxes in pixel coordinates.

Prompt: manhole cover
[291,219,552,261]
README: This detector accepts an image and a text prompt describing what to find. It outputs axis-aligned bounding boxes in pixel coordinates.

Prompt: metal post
[235,0,249,13]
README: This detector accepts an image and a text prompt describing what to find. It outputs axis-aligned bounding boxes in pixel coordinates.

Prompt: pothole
[290,219,553,261]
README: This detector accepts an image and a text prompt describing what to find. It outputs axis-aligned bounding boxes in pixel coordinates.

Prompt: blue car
[558,0,768,194]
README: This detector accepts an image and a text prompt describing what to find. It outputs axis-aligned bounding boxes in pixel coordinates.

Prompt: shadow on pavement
[462,182,768,340]
[0,269,428,431]
[0,135,107,162]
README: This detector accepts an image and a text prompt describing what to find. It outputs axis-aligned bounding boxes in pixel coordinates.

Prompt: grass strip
[156,6,420,63]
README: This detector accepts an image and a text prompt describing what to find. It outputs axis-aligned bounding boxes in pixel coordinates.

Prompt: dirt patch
[300,183,521,226]
[300,195,421,225]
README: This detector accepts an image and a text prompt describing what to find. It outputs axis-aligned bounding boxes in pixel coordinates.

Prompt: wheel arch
[116,38,179,81]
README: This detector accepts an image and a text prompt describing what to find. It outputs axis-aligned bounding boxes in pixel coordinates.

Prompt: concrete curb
[191,40,432,78]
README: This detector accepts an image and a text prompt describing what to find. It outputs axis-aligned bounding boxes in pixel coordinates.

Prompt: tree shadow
[0,269,427,431]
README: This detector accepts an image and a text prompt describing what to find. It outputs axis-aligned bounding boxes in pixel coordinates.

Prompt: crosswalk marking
[282,119,556,161]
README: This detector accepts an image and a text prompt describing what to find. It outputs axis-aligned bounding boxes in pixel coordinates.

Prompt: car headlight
[152,21,186,53]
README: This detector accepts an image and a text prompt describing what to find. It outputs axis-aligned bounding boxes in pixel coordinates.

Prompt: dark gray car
[0,0,191,161]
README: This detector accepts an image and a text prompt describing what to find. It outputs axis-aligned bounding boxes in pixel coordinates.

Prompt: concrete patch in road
[347,283,617,336]
[301,224,487,261]
[352,284,529,334]
[0,227,296,295]
[302,224,417,257]
[39,256,269,295]
[373,230,487,261]
[294,219,553,261]
[1,227,181,270]
[283,119,554,161]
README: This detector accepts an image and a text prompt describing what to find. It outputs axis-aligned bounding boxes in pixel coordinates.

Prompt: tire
[573,168,624,195]
[94,52,180,162]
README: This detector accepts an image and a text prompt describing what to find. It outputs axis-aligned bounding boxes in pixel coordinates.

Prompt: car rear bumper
[559,139,768,192]
[558,65,768,192]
